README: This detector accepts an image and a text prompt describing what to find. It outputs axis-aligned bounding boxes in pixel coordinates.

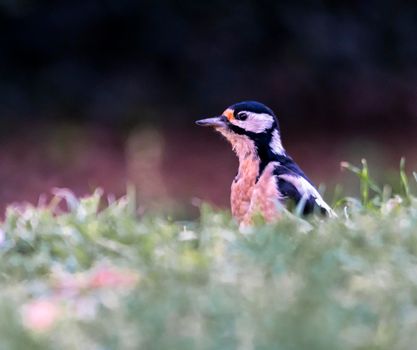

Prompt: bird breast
[231,159,282,225]
[230,155,260,223]
[242,162,282,225]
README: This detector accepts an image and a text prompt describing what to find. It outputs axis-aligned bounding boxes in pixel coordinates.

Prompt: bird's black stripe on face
[224,120,248,136]
[225,119,278,138]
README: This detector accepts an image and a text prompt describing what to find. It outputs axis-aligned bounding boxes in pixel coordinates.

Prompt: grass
[1,161,417,349]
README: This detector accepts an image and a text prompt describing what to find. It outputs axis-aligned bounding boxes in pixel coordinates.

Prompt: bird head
[196,101,285,159]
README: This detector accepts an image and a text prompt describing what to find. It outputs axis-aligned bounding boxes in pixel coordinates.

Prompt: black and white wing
[274,165,336,217]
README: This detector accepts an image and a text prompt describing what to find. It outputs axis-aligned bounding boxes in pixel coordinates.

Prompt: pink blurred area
[1,122,416,216]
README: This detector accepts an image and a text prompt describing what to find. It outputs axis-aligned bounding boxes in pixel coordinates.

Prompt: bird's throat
[220,128,281,178]
[229,134,261,186]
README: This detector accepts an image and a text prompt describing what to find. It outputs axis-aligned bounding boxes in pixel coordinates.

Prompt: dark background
[1,0,417,213]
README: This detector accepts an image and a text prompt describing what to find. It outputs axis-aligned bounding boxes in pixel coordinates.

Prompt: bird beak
[195,116,226,128]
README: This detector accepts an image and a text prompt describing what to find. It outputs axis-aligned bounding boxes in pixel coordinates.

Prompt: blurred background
[1,0,417,215]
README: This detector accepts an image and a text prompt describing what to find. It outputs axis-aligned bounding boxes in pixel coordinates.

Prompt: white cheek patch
[231,112,274,133]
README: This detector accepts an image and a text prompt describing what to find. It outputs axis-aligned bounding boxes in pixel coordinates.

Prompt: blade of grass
[341,159,382,208]
[400,157,410,204]
[360,159,369,207]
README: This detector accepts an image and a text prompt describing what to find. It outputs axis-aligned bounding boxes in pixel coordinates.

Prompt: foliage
[1,162,417,349]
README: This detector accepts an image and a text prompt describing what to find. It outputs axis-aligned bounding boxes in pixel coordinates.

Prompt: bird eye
[236,112,248,121]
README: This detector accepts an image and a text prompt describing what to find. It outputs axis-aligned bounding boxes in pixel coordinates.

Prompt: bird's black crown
[230,101,276,117]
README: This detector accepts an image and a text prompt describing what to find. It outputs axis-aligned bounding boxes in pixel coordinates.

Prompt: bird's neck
[224,129,286,180]
[250,128,286,176]
[257,148,284,177]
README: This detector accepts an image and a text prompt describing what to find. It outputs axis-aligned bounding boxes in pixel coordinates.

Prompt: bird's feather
[273,164,336,217]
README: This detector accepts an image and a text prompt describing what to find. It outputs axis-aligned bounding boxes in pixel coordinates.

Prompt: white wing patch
[278,174,336,217]
[231,112,274,133]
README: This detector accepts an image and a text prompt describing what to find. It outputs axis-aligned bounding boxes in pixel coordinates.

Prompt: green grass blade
[400,157,410,203]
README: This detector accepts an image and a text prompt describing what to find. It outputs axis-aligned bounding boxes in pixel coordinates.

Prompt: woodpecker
[196,101,336,225]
